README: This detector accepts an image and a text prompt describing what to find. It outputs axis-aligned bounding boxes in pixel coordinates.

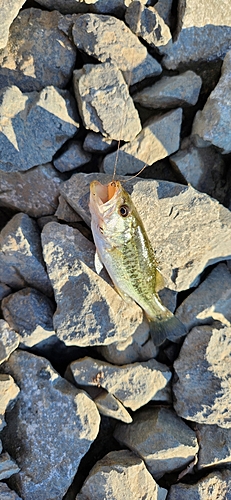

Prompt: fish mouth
[90,181,120,204]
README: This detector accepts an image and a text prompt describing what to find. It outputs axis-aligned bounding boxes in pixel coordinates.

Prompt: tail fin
[149,314,187,346]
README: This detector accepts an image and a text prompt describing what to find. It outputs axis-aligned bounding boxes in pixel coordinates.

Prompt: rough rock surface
[196,423,231,469]
[0,8,77,92]
[55,195,82,222]
[0,0,26,50]
[0,213,52,296]
[35,0,139,15]
[94,392,132,423]
[167,469,231,500]
[53,140,91,172]
[0,284,11,301]
[173,325,231,427]
[0,85,79,172]
[83,131,116,153]
[74,63,141,141]
[72,14,162,86]
[125,1,171,50]
[192,50,231,153]
[0,453,20,480]
[0,321,19,365]
[0,482,22,499]
[103,108,183,175]
[114,407,199,478]
[155,0,172,26]
[42,222,146,346]
[0,164,63,217]
[76,450,168,500]
[0,374,19,431]
[68,356,171,410]
[1,350,100,500]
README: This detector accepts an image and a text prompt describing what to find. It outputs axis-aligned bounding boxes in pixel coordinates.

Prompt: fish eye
[119,205,130,217]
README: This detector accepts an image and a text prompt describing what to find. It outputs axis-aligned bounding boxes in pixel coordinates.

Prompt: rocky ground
[0,0,231,499]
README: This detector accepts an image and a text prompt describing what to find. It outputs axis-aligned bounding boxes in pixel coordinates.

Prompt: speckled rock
[54,140,91,172]
[0,321,19,365]
[125,1,171,51]
[0,0,26,50]
[0,482,22,500]
[0,453,20,481]
[167,469,231,500]
[55,195,82,223]
[196,423,231,469]
[0,374,19,431]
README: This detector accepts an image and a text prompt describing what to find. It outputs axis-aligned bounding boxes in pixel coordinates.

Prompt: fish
[89,179,186,346]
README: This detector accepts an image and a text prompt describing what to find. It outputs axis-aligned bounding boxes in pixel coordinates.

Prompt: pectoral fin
[94,250,104,274]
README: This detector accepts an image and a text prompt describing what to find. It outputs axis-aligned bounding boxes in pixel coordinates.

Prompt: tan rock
[0,320,19,365]
[94,392,132,423]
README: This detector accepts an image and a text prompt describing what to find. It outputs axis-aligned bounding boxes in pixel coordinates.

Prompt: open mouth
[90,181,119,203]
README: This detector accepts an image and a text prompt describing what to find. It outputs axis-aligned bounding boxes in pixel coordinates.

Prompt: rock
[41,222,146,346]
[0,374,20,431]
[63,172,231,292]
[94,392,133,423]
[54,140,91,172]
[155,0,172,27]
[73,63,141,141]
[0,482,22,500]
[0,0,26,50]
[2,288,55,348]
[72,14,162,86]
[0,213,52,296]
[55,195,82,222]
[196,423,231,469]
[133,71,202,108]
[35,0,141,15]
[167,469,231,500]
[68,356,171,411]
[76,450,167,500]
[159,0,231,69]
[176,263,231,331]
[0,8,76,92]
[173,325,231,427]
[0,320,19,364]
[1,350,100,500]
[114,407,199,479]
[0,453,20,481]
[102,108,183,175]
[0,85,79,172]
[125,1,171,51]
[0,164,63,217]
[98,332,158,365]
[0,284,11,301]
[83,132,117,153]
[170,140,227,203]
[192,50,231,153]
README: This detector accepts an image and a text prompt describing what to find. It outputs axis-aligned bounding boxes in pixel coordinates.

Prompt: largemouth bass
[89,179,186,345]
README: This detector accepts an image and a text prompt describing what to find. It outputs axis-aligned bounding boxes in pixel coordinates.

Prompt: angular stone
[0,453,20,481]
[173,325,231,427]
[1,350,100,500]
[0,284,11,301]
[0,482,22,500]
[0,320,19,364]
[54,140,91,172]
[103,108,182,175]
[0,8,77,92]
[73,63,141,141]
[83,132,116,153]
[35,0,141,15]
[94,392,132,423]
[0,0,26,49]
[55,195,82,223]
[192,50,231,154]
[2,289,55,348]
[125,1,171,51]
[167,470,231,500]
[0,164,63,217]
[0,213,52,296]
[134,71,202,108]
[176,263,231,332]
[155,0,172,26]
[196,424,231,469]
[59,172,231,291]
[159,0,231,69]
[72,14,162,86]
[114,407,199,479]
[68,356,171,411]
[0,85,79,172]
[0,374,20,431]
[76,450,167,500]
[42,222,146,346]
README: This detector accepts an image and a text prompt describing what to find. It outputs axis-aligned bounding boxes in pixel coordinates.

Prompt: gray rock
[59,173,231,291]
[73,63,141,141]
[68,356,171,411]
[54,140,91,172]
[0,164,63,217]
[0,482,22,500]
[103,108,183,175]
[76,450,167,500]
[41,222,146,346]
[125,1,171,51]
[0,213,52,296]
[55,195,82,222]
[176,263,231,332]
[196,423,231,469]
[114,407,199,479]
[0,374,20,431]
[2,288,55,348]
[35,0,140,15]
[155,0,172,26]
[167,469,231,500]
[173,325,231,427]
[192,50,231,154]
[0,284,11,301]
[133,71,202,108]
[0,453,20,481]
[0,0,26,50]
[83,132,117,153]
[94,392,133,423]
[0,85,79,172]
[0,320,19,365]
[159,0,231,69]
[1,350,100,500]
[72,14,162,86]
[0,8,76,92]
